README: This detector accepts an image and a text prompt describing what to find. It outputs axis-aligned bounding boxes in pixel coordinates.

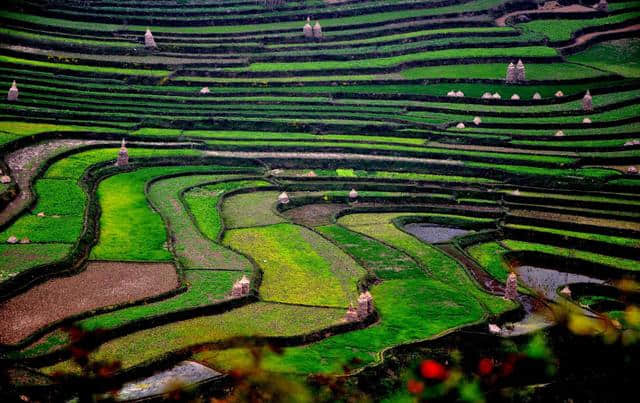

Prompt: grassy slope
[184,180,272,240]
[221,191,285,229]
[224,223,364,307]
[569,38,640,78]
[147,174,256,269]
[43,302,344,373]
[91,166,220,261]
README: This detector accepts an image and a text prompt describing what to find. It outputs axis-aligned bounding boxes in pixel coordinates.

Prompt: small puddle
[516,265,605,301]
[115,361,221,401]
[501,265,606,337]
[404,223,469,243]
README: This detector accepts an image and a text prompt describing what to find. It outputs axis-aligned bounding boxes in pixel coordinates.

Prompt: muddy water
[516,265,605,301]
[116,361,221,401]
[404,223,606,337]
[501,265,605,337]
[404,223,469,243]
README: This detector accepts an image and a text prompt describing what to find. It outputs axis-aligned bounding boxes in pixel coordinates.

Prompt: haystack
[505,62,516,83]
[303,17,313,38]
[504,272,518,300]
[516,59,526,81]
[313,21,323,38]
[144,29,157,48]
[7,80,18,101]
[595,0,608,11]
[582,90,593,111]
[278,191,289,204]
[357,291,374,319]
[116,139,129,166]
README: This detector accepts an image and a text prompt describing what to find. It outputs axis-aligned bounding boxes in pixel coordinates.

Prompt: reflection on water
[404,223,469,243]
[501,266,606,337]
[516,265,605,301]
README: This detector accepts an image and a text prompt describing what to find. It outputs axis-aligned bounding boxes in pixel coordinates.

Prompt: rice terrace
[0,0,639,401]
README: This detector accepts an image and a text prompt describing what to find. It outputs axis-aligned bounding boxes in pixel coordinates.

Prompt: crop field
[0,0,638,401]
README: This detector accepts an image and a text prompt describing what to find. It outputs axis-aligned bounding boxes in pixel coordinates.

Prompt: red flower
[420,359,448,380]
[407,379,425,395]
[477,358,494,376]
[501,362,514,377]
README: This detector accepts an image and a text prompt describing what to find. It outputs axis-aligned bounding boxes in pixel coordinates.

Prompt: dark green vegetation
[0,0,639,400]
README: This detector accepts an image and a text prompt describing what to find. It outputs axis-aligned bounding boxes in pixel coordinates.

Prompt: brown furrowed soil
[282,203,350,226]
[0,261,178,345]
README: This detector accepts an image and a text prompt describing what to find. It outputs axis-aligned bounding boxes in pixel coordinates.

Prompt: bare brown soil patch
[509,209,640,231]
[1,139,108,226]
[496,5,595,27]
[0,261,178,345]
[559,24,640,51]
[426,141,578,156]
[283,203,350,226]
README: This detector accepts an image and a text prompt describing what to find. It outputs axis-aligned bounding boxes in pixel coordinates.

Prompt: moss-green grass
[467,242,513,285]
[42,302,344,374]
[505,224,640,248]
[0,214,83,243]
[197,277,486,374]
[147,174,256,269]
[0,243,73,283]
[275,169,498,184]
[232,46,558,72]
[0,55,170,77]
[520,10,640,42]
[502,240,640,272]
[337,213,513,315]
[221,191,284,229]
[44,148,204,180]
[0,122,115,145]
[403,62,606,80]
[568,38,640,78]
[90,166,218,261]
[316,224,425,280]
[184,180,272,240]
[32,179,86,215]
[223,223,365,307]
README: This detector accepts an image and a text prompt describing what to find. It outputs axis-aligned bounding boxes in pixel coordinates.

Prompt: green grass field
[0,0,638,397]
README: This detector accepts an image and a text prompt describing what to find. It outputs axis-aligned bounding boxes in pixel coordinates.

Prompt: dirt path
[495,5,596,27]
[282,203,351,227]
[1,140,202,227]
[558,24,640,52]
[438,243,505,294]
[508,209,640,232]
[205,150,464,166]
[0,261,178,345]
[1,44,245,66]
[0,139,108,227]
[426,141,578,157]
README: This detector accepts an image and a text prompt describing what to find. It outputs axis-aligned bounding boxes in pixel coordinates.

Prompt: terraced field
[0,0,639,401]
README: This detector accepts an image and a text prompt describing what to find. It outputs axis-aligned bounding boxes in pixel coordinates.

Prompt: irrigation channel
[403,223,609,336]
